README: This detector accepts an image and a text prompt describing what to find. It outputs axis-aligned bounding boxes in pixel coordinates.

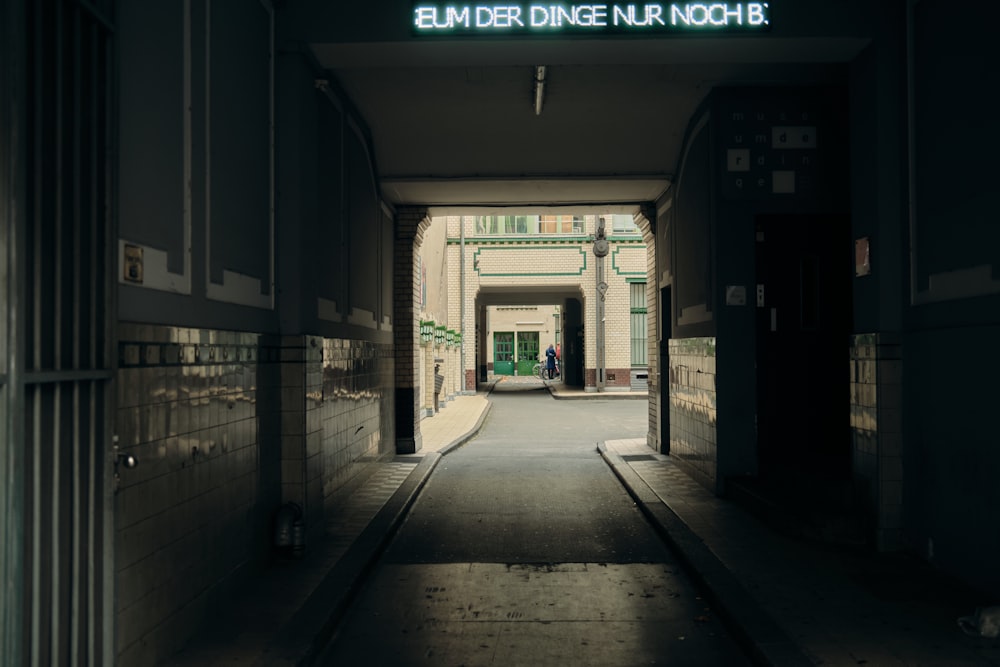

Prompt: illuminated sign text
[413,3,770,33]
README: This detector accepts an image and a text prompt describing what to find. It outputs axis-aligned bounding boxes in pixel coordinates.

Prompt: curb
[597,442,813,667]
[261,453,442,666]
[264,398,493,665]
[438,400,493,456]
[547,385,649,400]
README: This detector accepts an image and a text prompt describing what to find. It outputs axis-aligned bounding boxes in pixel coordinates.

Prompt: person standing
[545,343,557,379]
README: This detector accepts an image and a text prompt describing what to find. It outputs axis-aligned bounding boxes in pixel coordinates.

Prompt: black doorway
[754,214,851,482]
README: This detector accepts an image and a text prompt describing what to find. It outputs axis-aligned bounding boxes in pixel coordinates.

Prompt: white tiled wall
[115,324,270,665]
[114,324,396,666]
[668,337,718,489]
[850,333,903,550]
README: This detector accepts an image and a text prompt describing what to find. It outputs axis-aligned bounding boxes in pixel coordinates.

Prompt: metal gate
[1,0,116,664]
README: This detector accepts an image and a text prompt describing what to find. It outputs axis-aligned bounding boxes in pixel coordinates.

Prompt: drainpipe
[534,66,547,116]
[460,217,466,392]
[596,250,606,392]
[593,217,610,392]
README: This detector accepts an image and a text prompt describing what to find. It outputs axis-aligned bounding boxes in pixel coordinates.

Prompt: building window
[630,282,647,366]
[474,215,582,236]
[538,215,584,234]
[476,215,534,235]
[611,214,639,235]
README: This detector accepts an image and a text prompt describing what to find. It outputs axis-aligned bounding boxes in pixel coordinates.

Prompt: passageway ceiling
[288,1,870,213]
[477,284,585,308]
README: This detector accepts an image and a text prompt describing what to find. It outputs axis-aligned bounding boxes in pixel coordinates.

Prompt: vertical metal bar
[85,18,99,667]
[50,0,65,658]
[268,0,275,309]
[100,13,115,664]
[69,7,83,663]
[196,0,206,294]
[87,387,97,667]
[1,0,29,660]
[30,387,41,667]
[28,1,44,663]
[89,18,97,374]
[71,385,80,667]
[51,378,62,661]
[53,0,62,375]
[907,0,918,305]
[30,0,42,376]
[72,1,81,370]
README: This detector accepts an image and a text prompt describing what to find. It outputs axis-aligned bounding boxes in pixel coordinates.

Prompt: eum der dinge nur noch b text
[413,2,771,32]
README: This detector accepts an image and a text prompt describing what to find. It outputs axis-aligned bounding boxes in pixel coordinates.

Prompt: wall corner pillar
[394,207,431,454]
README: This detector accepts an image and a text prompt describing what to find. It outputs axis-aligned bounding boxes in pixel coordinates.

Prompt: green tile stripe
[473,246,589,277]
[611,245,647,276]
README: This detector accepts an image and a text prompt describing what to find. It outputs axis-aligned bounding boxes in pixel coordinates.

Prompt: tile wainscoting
[668,337,718,489]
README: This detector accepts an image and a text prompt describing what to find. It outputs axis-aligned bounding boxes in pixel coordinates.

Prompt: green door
[494,332,514,375]
[516,332,540,376]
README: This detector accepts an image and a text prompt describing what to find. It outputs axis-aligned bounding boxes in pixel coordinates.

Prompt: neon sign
[413,3,770,33]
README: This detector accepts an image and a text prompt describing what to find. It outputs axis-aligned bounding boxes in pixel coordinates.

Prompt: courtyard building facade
[418,214,650,412]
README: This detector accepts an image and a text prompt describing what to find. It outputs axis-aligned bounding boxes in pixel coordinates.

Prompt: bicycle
[533,358,559,380]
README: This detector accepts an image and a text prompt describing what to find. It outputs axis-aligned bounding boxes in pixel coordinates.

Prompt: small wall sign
[855,237,871,277]
[725,285,747,306]
[123,244,144,284]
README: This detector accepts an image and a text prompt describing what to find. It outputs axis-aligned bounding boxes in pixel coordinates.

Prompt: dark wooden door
[755,214,851,480]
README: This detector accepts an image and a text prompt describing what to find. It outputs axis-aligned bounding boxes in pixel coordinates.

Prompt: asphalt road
[324,385,751,666]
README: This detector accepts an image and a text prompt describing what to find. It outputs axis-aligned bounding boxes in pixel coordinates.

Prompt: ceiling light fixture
[533,65,547,116]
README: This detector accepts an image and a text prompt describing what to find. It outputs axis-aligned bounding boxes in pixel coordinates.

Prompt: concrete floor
[321,387,749,665]
[168,378,1000,667]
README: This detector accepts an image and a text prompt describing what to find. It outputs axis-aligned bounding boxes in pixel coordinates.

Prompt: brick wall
[394,208,430,453]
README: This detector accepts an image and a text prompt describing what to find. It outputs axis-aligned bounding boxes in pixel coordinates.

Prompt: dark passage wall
[902,0,1000,596]
[662,85,852,495]
[113,3,396,664]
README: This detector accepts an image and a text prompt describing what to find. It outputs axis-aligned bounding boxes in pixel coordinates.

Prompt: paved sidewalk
[600,438,1000,667]
[419,391,493,454]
